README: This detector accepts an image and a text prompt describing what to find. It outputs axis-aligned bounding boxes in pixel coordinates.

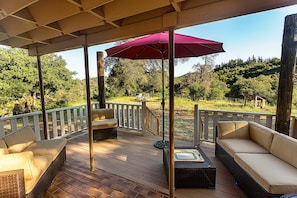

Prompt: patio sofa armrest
[0,169,25,197]
[217,121,249,139]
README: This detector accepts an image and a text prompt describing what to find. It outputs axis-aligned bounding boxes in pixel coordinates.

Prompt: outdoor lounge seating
[215,121,297,197]
[0,125,66,197]
[92,108,117,141]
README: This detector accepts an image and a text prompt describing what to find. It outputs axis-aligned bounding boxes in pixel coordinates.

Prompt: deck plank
[47,130,247,198]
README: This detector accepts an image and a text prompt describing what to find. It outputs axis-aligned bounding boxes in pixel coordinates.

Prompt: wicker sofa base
[0,169,25,198]
[215,143,283,198]
[93,128,117,141]
[26,146,66,198]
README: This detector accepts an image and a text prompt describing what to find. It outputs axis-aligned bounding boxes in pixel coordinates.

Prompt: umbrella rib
[199,43,224,52]
[147,44,167,56]
[179,43,223,57]
[109,46,134,57]
[131,44,167,59]
[133,45,150,59]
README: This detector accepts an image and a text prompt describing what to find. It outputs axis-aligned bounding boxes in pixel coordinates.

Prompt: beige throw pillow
[3,125,36,153]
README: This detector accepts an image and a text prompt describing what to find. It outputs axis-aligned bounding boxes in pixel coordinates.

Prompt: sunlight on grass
[107,96,278,114]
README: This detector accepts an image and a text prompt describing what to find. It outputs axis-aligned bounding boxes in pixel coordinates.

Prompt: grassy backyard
[107,96,291,141]
[107,96,280,114]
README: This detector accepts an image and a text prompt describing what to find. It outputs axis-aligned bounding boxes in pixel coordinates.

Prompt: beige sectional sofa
[0,125,66,197]
[216,121,297,197]
[92,108,117,141]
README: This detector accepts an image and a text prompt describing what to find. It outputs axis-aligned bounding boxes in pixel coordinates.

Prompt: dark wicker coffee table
[163,146,216,188]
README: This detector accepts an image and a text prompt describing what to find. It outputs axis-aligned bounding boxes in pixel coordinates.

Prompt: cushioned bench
[92,108,117,141]
[216,121,297,197]
[0,125,66,197]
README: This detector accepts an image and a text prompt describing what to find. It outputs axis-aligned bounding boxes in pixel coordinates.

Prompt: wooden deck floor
[46,130,247,198]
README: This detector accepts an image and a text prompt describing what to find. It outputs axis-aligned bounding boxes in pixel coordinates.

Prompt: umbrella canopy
[106,31,225,148]
[106,32,225,59]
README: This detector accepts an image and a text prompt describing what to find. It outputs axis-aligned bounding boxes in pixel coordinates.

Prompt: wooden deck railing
[3,102,296,144]
[0,102,159,140]
[194,105,297,145]
[142,102,160,136]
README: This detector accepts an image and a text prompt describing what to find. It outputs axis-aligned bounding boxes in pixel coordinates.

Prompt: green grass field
[107,96,280,114]
[107,96,286,141]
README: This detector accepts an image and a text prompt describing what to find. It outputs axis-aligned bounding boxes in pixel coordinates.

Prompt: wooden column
[97,51,105,108]
[84,36,94,171]
[36,54,48,140]
[168,28,175,198]
[276,14,297,135]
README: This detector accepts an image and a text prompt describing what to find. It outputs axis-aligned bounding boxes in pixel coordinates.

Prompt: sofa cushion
[24,155,52,194]
[0,139,8,154]
[0,151,36,180]
[92,119,118,130]
[217,121,249,139]
[248,122,274,151]
[3,125,36,153]
[270,133,297,169]
[217,138,269,157]
[92,109,114,121]
[24,138,66,161]
[235,153,297,194]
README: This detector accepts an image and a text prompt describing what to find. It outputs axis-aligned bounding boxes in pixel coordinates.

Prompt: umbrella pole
[168,28,175,198]
[154,50,169,149]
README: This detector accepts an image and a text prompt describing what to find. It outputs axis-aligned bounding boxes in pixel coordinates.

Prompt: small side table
[163,146,216,188]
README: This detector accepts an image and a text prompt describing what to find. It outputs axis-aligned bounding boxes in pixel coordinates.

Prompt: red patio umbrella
[106,32,224,59]
[106,32,225,148]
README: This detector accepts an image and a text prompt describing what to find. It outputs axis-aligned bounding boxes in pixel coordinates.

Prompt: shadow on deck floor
[46,130,246,198]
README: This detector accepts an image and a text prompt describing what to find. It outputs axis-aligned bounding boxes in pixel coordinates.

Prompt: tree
[192,55,217,99]
[188,83,205,101]
[0,47,77,114]
[234,75,275,106]
[208,78,229,100]
[106,59,149,97]
[234,77,256,105]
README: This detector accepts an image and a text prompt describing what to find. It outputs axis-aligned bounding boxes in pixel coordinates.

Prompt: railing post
[0,120,5,138]
[142,101,146,135]
[194,104,200,146]
[291,116,297,139]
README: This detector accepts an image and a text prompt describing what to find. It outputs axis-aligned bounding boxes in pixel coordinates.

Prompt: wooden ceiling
[0,0,296,56]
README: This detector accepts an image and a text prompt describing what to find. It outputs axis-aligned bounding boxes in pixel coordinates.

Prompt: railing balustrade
[0,102,159,140]
[194,105,297,144]
[3,102,295,144]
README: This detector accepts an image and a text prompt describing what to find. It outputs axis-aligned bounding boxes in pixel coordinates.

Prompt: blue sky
[57,5,297,79]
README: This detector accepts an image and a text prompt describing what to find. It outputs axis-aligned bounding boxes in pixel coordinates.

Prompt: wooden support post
[194,104,200,146]
[276,14,297,135]
[292,116,297,139]
[97,51,106,108]
[36,55,48,140]
[142,101,146,135]
[168,28,175,198]
[84,36,94,172]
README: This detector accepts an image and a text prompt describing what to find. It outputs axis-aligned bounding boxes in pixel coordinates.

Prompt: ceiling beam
[0,0,38,15]
[27,0,297,55]
[177,0,297,28]
[170,0,185,12]
[104,0,170,21]
[28,0,81,26]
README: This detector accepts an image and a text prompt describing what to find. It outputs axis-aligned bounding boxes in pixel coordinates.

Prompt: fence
[0,102,160,140]
[3,102,295,144]
[194,104,297,144]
